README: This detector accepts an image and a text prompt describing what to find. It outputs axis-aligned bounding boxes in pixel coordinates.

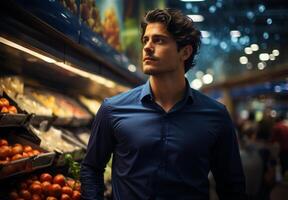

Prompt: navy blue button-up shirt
[80,80,246,200]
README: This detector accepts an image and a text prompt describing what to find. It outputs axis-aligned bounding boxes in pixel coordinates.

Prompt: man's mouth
[143,57,158,62]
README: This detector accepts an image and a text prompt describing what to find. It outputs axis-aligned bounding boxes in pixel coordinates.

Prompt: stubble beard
[142,64,177,76]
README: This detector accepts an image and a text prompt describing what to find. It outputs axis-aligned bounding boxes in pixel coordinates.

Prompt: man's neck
[149,73,186,112]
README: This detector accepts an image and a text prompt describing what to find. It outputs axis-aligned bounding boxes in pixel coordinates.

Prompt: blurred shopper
[271,112,288,176]
[80,8,246,200]
[238,112,262,200]
[241,111,258,141]
[257,108,274,141]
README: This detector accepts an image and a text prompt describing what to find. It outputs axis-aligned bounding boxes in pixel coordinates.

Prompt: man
[80,8,246,200]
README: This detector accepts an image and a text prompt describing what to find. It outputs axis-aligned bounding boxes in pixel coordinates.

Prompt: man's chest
[111,110,222,157]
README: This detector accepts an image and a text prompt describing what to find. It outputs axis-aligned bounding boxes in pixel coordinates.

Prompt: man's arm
[80,99,115,200]
[211,107,247,200]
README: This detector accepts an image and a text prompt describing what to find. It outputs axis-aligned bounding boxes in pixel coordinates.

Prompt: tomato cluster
[0,97,18,114]
[0,139,41,164]
[9,173,81,200]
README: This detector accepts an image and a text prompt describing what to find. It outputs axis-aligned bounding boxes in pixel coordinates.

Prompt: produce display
[102,7,121,51]
[31,126,81,153]
[0,75,104,197]
[59,0,77,15]
[27,89,91,120]
[0,97,18,114]
[14,94,53,116]
[78,95,101,115]
[0,138,41,164]
[76,131,90,146]
[9,172,81,200]
[0,76,24,97]
[54,93,91,119]
[29,90,73,118]
[80,0,103,35]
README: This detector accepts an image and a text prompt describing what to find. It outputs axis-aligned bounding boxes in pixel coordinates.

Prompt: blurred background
[0,0,287,200]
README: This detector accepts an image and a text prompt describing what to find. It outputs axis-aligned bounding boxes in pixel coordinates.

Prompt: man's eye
[142,38,148,44]
[155,38,164,44]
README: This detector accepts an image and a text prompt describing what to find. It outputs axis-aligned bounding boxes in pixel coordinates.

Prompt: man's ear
[181,45,193,61]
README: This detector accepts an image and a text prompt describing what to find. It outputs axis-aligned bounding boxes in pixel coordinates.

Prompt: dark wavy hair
[141,8,201,72]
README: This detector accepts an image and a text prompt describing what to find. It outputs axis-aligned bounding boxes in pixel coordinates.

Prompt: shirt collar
[140,80,153,102]
[140,78,194,104]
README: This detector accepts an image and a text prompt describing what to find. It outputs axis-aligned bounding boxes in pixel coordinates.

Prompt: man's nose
[143,41,154,54]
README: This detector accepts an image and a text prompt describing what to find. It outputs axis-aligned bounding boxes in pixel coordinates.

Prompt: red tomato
[11,153,23,161]
[0,98,9,107]
[53,174,66,187]
[66,179,75,188]
[19,189,31,200]
[29,183,42,194]
[41,181,51,195]
[40,173,53,183]
[32,149,40,156]
[74,181,81,192]
[23,145,33,153]
[72,191,81,200]
[1,106,9,113]
[61,194,72,200]
[0,145,11,159]
[50,184,62,197]
[11,145,23,155]
[31,194,41,200]
[62,186,73,196]
[0,139,8,146]
[22,152,29,158]
[27,151,35,157]
[8,105,17,114]
[46,197,57,200]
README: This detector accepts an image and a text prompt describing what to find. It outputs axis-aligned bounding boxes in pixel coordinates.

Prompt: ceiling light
[196,70,204,78]
[259,53,269,61]
[274,86,281,93]
[128,64,136,72]
[185,3,193,9]
[202,74,213,84]
[230,30,241,38]
[257,62,266,70]
[263,32,269,39]
[244,47,253,54]
[187,15,204,22]
[201,31,210,38]
[209,5,216,13]
[250,44,259,51]
[190,79,203,90]
[258,4,266,13]
[272,49,280,56]
[216,2,222,8]
[267,18,272,25]
[269,54,275,61]
[220,42,227,50]
[239,56,248,64]
[246,11,254,20]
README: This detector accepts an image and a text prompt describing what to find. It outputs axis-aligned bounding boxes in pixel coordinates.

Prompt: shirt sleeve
[211,107,247,200]
[80,99,115,200]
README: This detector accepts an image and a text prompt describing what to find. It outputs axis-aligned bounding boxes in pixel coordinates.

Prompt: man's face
[142,23,184,76]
